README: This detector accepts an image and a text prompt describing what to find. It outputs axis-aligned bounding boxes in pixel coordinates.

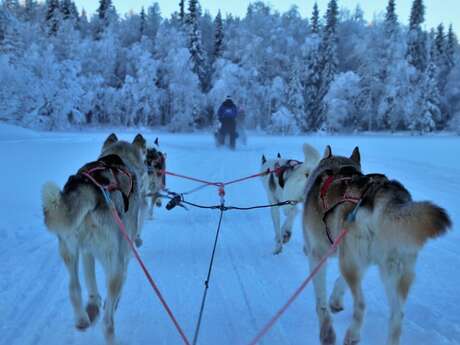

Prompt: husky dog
[143,137,166,220]
[303,145,451,345]
[261,143,320,254]
[41,133,148,343]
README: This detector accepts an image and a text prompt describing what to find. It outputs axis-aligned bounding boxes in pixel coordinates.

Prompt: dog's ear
[154,137,159,146]
[277,152,281,159]
[103,133,118,150]
[133,133,147,150]
[350,146,360,164]
[323,145,332,159]
[261,154,267,165]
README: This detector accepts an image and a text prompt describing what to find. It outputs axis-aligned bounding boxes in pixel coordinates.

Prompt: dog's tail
[42,181,97,234]
[391,201,451,246]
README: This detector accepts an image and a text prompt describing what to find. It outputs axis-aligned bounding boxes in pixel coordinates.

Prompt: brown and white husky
[303,145,451,345]
[42,133,148,344]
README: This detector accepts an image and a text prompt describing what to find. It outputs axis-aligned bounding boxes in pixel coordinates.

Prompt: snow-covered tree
[311,3,320,34]
[45,0,60,35]
[286,61,305,130]
[407,0,427,72]
[213,10,224,60]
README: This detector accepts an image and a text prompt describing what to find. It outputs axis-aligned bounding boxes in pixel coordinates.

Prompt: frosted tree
[60,0,78,22]
[287,61,305,130]
[179,0,185,23]
[409,61,440,132]
[144,3,161,41]
[446,25,457,69]
[407,0,427,72]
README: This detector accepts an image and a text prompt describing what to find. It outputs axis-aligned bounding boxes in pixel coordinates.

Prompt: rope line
[192,205,225,345]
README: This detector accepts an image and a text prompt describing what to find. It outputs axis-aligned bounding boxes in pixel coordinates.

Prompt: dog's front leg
[281,205,297,244]
[58,238,90,331]
[270,204,282,254]
[309,249,336,345]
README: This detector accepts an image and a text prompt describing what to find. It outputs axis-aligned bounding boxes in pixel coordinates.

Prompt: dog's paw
[320,318,336,345]
[329,299,344,314]
[135,237,143,248]
[343,329,360,345]
[75,316,90,331]
[282,230,292,244]
[86,303,100,324]
[272,243,283,255]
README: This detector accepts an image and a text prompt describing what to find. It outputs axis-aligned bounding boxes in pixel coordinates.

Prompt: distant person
[217,96,238,149]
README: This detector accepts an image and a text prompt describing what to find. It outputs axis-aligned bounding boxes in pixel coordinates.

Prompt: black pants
[218,118,237,149]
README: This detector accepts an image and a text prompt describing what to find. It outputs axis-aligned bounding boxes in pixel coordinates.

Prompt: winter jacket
[218,100,238,120]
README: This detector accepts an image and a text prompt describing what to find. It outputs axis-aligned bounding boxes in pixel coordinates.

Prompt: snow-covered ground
[0,124,459,345]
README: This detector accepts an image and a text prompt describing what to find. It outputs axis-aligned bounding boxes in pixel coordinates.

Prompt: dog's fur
[303,145,452,345]
[42,133,148,343]
[261,143,320,254]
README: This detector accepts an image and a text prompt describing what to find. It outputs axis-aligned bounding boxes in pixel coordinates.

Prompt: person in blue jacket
[217,96,238,149]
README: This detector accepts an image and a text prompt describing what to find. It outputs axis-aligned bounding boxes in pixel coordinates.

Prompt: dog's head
[100,133,148,173]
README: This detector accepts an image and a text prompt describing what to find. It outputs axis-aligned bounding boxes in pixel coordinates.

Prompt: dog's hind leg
[270,204,283,254]
[281,205,297,244]
[340,255,366,345]
[82,252,101,324]
[309,250,336,345]
[103,256,127,344]
[329,275,346,314]
[379,255,415,345]
[58,237,90,331]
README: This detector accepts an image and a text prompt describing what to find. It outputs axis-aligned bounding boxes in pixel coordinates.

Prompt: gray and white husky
[303,145,452,345]
[41,133,148,343]
[261,143,320,254]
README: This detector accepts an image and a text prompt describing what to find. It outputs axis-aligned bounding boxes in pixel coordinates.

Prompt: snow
[0,124,459,345]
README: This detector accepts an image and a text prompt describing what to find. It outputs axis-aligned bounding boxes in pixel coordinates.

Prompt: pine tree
[179,0,185,23]
[140,7,146,37]
[314,0,338,130]
[46,0,60,35]
[446,24,457,69]
[187,0,208,92]
[213,10,224,60]
[60,0,71,20]
[311,3,320,34]
[407,0,427,71]
[384,0,398,37]
[434,23,445,59]
[24,0,38,21]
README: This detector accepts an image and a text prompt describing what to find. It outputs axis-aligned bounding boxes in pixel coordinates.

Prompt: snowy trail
[0,126,459,345]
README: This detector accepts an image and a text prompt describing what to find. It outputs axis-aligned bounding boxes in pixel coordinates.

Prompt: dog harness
[319,171,362,244]
[79,154,134,212]
[273,160,302,188]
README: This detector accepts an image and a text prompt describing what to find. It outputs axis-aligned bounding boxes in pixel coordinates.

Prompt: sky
[73,0,459,33]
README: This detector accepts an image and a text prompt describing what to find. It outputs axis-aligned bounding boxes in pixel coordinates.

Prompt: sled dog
[42,133,148,343]
[143,137,166,220]
[261,143,320,254]
[303,145,451,345]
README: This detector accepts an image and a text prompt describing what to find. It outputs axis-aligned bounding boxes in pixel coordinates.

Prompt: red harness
[319,174,361,244]
[80,156,134,212]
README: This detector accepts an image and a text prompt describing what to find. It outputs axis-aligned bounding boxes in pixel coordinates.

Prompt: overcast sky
[74,0,459,33]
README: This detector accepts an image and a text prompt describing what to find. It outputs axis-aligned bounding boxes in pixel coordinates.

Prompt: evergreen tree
[46,0,60,35]
[187,0,208,92]
[179,0,185,23]
[311,3,320,34]
[213,10,224,60]
[407,0,427,71]
[60,0,72,20]
[384,0,398,37]
[446,24,457,69]
[313,0,338,129]
[139,7,146,37]
[24,0,38,21]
